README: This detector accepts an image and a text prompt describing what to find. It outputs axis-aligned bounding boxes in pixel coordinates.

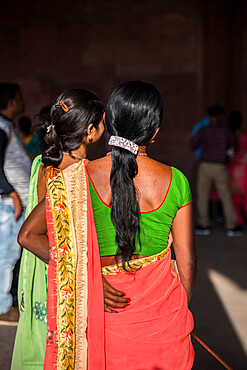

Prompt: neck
[138,145,147,154]
[107,151,147,157]
[63,152,85,160]
[62,144,87,160]
[107,144,147,156]
[72,145,87,159]
[59,151,86,170]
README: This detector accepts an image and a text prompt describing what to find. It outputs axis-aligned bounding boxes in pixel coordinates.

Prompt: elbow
[188,256,197,274]
[18,226,30,250]
[190,254,197,266]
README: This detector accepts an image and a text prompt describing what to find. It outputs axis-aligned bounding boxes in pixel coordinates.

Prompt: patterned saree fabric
[44,160,105,369]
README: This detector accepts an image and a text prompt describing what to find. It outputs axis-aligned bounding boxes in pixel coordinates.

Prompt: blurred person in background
[19,107,50,160]
[191,106,224,223]
[24,106,51,160]
[192,115,210,163]
[228,111,247,227]
[0,83,31,321]
[18,116,33,146]
[190,104,243,237]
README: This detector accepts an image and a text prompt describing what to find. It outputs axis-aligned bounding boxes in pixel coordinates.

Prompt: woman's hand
[10,191,23,221]
[103,276,130,313]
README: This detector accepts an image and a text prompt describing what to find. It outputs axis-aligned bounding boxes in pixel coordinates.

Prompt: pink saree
[103,249,194,370]
[229,132,247,194]
[44,160,194,369]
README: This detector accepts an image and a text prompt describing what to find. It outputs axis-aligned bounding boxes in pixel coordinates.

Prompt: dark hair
[105,81,163,269]
[18,116,32,136]
[40,89,104,168]
[229,111,242,133]
[0,83,20,110]
[207,104,225,117]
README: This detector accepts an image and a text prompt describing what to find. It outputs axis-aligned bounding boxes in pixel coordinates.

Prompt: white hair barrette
[108,135,139,155]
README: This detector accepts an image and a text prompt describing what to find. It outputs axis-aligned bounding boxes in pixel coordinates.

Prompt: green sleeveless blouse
[88,166,192,256]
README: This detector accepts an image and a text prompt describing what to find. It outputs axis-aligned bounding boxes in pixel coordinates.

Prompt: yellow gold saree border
[102,244,171,275]
[63,160,88,370]
[47,170,76,369]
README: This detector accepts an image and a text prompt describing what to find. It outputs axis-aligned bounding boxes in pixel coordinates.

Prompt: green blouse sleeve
[172,167,192,208]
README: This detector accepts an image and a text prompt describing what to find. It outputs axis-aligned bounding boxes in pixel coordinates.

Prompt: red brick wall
[0,0,246,178]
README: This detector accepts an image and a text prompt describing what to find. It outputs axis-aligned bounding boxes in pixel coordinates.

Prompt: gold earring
[150,139,154,144]
[88,134,92,142]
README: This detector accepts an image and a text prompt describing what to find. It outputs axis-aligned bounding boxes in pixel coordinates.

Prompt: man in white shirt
[0,83,31,321]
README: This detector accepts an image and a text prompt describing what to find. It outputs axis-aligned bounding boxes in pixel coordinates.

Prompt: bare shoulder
[144,157,171,174]
[135,158,172,210]
[87,156,110,171]
[137,157,171,183]
[87,156,111,185]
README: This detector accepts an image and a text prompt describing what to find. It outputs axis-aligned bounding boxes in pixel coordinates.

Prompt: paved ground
[0,324,17,369]
[191,222,247,370]
[0,221,246,369]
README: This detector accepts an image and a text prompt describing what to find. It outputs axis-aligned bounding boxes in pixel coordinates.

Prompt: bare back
[87,155,171,213]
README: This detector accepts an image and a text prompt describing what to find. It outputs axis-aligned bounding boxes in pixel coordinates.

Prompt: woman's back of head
[105,81,163,269]
[40,89,104,168]
[106,81,163,144]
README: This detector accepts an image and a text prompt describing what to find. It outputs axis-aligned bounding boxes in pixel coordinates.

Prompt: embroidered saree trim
[46,170,76,369]
[45,159,105,369]
[63,160,88,370]
[102,244,171,275]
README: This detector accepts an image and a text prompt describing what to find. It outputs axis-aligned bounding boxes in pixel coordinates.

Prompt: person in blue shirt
[192,116,210,162]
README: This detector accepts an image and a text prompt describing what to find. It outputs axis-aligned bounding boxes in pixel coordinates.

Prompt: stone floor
[0,222,246,369]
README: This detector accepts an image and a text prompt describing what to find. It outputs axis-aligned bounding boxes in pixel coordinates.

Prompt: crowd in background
[191,104,247,236]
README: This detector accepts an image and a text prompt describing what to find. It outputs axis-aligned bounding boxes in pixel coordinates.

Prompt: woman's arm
[18,198,49,264]
[171,203,197,303]
[18,194,130,310]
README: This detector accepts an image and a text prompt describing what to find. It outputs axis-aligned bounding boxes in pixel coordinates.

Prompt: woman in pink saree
[19,81,196,369]
[228,111,247,226]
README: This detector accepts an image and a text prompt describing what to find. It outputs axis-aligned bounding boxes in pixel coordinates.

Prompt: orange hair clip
[60,101,69,112]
